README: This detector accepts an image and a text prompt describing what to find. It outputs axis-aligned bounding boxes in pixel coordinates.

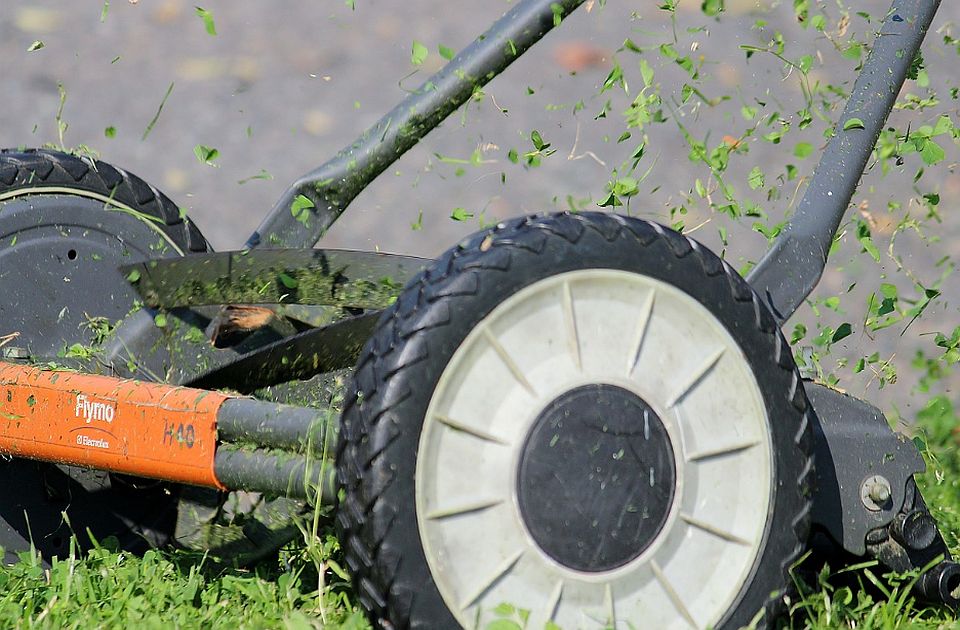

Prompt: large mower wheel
[337,212,813,629]
[0,148,209,561]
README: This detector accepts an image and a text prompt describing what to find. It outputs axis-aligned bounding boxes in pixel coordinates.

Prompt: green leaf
[492,603,516,617]
[126,269,141,283]
[597,192,619,208]
[154,312,168,328]
[450,207,473,221]
[694,178,706,198]
[747,166,765,190]
[530,130,546,151]
[701,0,724,16]
[550,2,564,26]
[842,41,863,60]
[611,177,638,197]
[933,114,953,136]
[794,142,813,158]
[193,144,219,166]
[27,40,44,52]
[791,323,807,344]
[639,58,655,87]
[601,60,626,93]
[832,322,853,343]
[622,38,642,54]
[879,283,898,299]
[104,126,117,139]
[859,235,880,262]
[438,44,455,60]
[411,40,428,66]
[878,297,896,316]
[843,117,865,131]
[194,7,217,36]
[920,139,945,165]
[290,194,315,226]
[278,273,299,289]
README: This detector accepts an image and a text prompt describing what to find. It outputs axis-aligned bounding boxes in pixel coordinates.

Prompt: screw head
[869,481,891,503]
[860,475,893,512]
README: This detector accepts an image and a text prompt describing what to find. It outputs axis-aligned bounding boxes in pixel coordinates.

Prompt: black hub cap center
[517,384,676,572]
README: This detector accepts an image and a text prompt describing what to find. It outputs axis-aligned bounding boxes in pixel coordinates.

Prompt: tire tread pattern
[337,212,813,629]
[0,148,208,252]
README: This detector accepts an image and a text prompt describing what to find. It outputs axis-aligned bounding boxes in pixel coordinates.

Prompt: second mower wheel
[0,148,209,562]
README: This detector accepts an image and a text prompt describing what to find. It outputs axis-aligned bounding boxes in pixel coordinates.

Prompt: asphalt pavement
[2,0,958,415]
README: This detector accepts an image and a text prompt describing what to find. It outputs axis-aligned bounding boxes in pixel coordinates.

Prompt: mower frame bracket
[806,382,924,555]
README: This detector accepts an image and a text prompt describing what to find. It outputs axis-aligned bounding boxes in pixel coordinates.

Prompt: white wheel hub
[416,269,772,629]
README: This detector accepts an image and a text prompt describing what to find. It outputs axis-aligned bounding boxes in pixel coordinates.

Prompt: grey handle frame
[747,0,942,322]
[248,0,941,325]
[246,0,586,250]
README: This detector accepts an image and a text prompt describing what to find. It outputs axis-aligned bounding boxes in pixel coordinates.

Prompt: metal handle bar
[747,0,942,322]
[247,0,586,250]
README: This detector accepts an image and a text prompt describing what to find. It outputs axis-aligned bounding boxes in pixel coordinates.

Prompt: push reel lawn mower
[0,0,956,627]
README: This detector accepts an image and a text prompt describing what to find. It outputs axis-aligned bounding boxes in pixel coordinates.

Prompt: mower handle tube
[246,0,586,250]
[0,362,336,500]
[217,397,335,454]
[747,0,942,323]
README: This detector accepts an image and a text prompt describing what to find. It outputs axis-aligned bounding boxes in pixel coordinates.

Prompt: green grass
[3,398,960,629]
[0,526,370,629]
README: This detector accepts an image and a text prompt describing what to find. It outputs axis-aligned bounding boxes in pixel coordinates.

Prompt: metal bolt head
[869,481,891,503]
[860,475,893,512]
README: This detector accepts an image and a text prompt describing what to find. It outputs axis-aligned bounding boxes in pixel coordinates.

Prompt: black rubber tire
[0,148,208,253]
[0,148,210,561]
[336,212,814,629]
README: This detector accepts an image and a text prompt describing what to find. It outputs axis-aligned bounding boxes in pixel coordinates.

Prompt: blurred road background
[1,0,958,418]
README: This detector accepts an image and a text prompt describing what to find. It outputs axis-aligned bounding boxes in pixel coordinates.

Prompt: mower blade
[121,249,428,309]
[185,311,380,393]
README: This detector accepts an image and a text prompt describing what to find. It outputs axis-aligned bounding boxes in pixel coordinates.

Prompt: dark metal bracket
[807,382,960,606]
[807,382,924,556]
